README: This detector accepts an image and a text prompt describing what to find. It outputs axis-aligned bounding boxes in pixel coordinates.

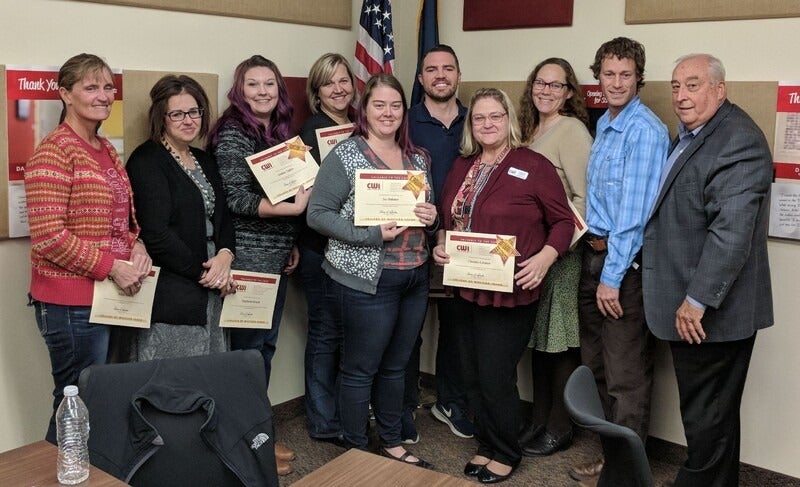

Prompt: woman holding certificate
[517,58,593,457]
[25,53,151,443]
[432,88,574,483]
[297,53,355,444]
[208,55,303,474]
[307,74,438,467]
[126,75,235,360]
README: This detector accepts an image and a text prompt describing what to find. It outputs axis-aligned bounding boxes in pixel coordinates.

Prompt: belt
[584,233,607,252]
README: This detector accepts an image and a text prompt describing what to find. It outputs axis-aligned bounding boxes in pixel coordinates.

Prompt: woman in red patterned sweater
[24,53,152,443]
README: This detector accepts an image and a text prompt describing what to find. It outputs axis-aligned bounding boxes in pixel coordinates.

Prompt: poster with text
[5,65,124,238]
[769,82,800,239]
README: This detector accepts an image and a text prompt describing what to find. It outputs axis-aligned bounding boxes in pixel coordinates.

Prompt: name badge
[507,167,529,180]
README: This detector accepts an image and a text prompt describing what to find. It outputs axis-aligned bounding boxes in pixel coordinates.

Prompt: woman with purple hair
[207,55,307,475]
[307,73,437,468]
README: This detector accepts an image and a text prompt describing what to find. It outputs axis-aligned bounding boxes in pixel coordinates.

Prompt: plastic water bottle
[56,385,90,485]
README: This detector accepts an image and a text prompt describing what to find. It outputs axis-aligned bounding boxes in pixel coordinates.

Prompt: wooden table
[292,449,475,486]
[0,440,128,486]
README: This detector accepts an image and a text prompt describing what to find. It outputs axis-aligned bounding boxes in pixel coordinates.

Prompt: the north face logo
[250,433,270,450]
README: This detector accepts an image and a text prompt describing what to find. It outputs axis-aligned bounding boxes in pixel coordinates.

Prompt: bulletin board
[626,0,800,24]
[76,0,351,29]
[0,67,218,239]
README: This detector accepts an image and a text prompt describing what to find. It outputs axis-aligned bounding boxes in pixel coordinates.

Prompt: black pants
[458,295,537,467]
[578,249,655,440]
[671,334,756,487]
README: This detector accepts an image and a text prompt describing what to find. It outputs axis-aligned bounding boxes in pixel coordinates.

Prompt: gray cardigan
[307,136,432,294]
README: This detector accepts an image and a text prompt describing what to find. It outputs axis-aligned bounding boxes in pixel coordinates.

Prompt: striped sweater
[25,124,140,306]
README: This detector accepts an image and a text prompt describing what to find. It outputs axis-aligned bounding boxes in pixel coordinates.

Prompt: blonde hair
[461,88,523,156]
[306,53,356,114]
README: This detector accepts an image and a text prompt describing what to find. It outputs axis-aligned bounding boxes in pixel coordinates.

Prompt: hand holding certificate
[442,231,519,293]
[245,136,319,204]
[90,267,160,327]
[354,169,429,227]
[220,271,281,329]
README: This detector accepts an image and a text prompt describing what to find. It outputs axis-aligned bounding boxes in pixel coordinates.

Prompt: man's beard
[425,87,456,103]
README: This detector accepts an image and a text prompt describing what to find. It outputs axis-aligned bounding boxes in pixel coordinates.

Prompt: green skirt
[528,247,582,352]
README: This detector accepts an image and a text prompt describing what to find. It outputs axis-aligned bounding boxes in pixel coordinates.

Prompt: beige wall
[1,0,799,479]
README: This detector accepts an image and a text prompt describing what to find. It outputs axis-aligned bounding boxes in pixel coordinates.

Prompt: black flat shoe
[521,429,573,456]
[464,461,487,476]
[476,463,517,484]
[378,447,434,470]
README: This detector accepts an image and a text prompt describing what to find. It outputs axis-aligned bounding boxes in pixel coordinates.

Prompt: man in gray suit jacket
[643,54,773,487]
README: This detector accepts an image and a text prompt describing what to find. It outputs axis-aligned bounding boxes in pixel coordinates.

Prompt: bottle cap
[64,385,79,396]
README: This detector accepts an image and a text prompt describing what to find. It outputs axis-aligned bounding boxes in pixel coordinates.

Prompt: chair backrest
[78,350,278,487]
[564,365,653,487]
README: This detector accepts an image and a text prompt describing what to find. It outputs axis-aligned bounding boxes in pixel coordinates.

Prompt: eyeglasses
[166,107,204,122]
[471,112,507,125]
[533,79,568,91]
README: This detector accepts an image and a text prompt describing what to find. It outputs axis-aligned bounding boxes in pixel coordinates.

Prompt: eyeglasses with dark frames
[532,79,568,91]
[166,107,204,122]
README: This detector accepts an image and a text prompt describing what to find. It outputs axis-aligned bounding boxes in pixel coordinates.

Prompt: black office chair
[78,350,278,487]
[564,365,653,487]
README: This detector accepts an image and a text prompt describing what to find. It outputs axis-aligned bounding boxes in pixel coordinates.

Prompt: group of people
[26,33,773,487]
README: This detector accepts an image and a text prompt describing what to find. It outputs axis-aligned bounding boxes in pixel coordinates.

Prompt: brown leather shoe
[578,477,598,487]
[569,456,604,481]
[275,441,296,461]
[276,456,293,476]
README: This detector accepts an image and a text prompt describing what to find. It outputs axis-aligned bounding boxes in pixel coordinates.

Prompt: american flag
[354,0,395,92]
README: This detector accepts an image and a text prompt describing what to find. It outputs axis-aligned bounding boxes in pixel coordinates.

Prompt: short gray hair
[675,53,726,84]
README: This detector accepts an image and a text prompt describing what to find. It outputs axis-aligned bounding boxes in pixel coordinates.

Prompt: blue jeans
[31,299,110,443]
[298,245,343,438]
[335,263,430,449]
[230,275,289,389]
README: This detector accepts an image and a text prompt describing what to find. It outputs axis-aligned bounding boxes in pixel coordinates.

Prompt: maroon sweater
[439,147,574,307]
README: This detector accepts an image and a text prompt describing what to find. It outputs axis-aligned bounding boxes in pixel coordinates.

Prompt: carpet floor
[273,396,799,486]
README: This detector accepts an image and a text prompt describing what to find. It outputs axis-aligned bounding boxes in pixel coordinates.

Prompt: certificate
[442,231,518,293]
[245,136,319,204]
[315,123,354,162]
[219,271,281,329]
[353,169,428,227]
[568,200,588,248]
[89,266,160,328]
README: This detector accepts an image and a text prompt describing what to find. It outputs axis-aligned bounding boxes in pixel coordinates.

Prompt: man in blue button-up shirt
[570,37,669,484]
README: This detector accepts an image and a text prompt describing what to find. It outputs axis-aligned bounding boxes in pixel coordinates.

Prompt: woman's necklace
[162,137,215,216]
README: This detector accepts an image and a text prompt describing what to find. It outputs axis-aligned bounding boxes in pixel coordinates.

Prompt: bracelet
[218,247,235,259]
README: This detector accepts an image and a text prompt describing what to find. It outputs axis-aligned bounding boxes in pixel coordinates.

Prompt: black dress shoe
[378,447,434,470]
[312,434,347,448]
[464,461,487,476]
[518,422,544,445]
[521,429,573,456]
[476,463,517,484]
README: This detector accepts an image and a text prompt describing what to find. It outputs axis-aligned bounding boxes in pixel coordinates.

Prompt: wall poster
[770,82,800,240]
[3,65,124,238]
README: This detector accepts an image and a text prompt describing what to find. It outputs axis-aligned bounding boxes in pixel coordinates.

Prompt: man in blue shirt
[570,37,669,485]
[402,44,473,443]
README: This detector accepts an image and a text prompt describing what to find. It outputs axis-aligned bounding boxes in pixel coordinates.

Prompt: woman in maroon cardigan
[432,88,574,484]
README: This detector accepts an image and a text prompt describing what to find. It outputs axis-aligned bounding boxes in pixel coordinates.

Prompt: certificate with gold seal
[89,266,160,328]
[353,169,428,227]
[220,271,281,329]
[245,136,319,204]
[442,231,520,293]
[315,123,354,162]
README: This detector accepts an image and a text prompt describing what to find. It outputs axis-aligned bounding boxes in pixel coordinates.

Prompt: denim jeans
[230,275,289,389]
[298,245,343,438]
[31,299,110,443]
[335,262,430,449]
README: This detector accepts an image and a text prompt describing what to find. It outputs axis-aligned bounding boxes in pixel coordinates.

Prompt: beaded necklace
[452,145,510,231]
[162,137,215,217]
